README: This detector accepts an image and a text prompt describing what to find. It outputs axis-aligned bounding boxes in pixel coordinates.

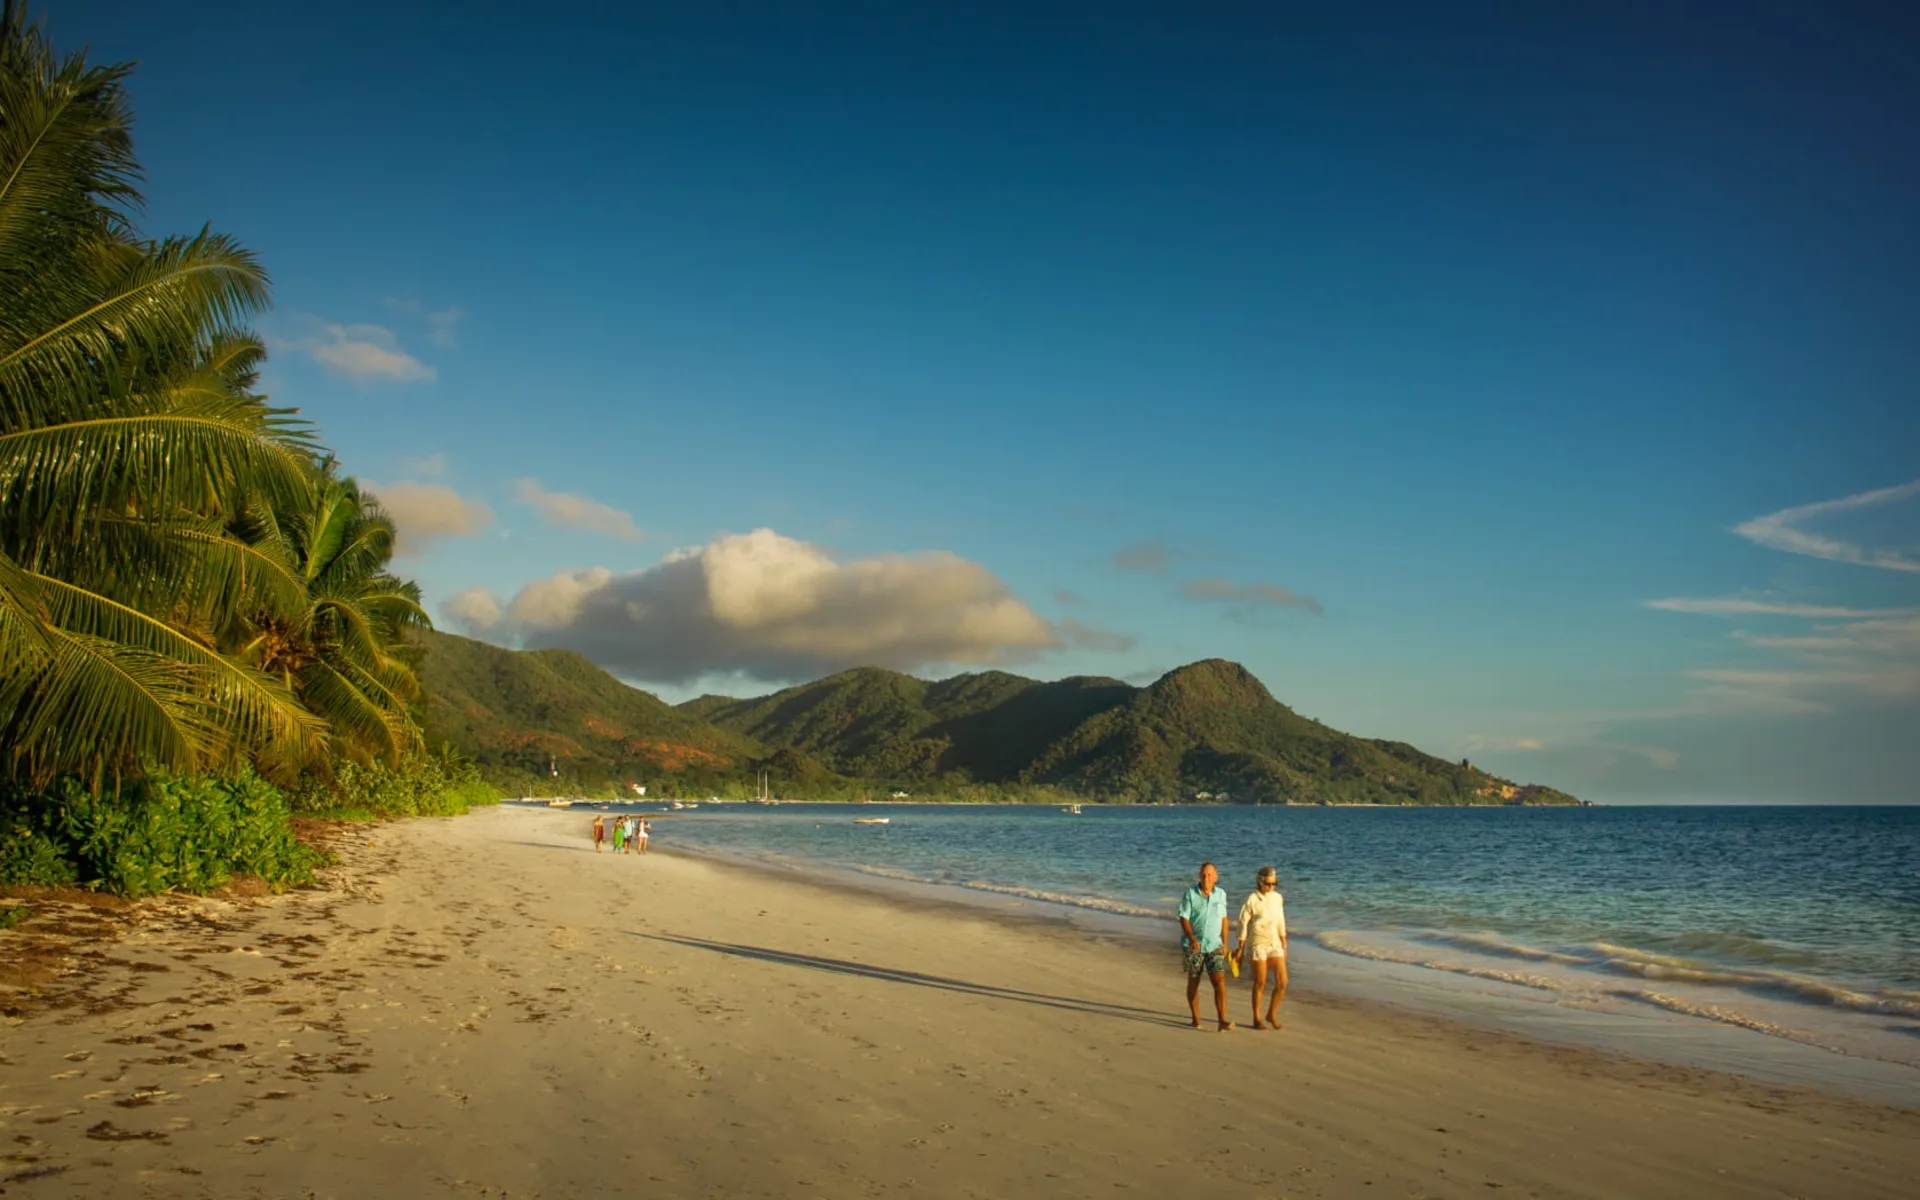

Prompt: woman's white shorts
[1242,944,1285,963]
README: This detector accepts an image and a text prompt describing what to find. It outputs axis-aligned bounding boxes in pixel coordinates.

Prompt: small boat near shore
[853,817,890,826]
[1061,803,1082,815]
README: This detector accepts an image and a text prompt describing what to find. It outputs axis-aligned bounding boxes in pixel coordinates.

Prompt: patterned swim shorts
[1183,947,1229,977]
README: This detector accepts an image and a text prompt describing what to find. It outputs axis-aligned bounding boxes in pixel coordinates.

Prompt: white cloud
[363,481,494,554]
[1655,615,1920,715]
[512,479,644,543]
[285,319,435,383]
[475,528,1058,684]
[1732,479,1920,573]
[1642,597,1893,618]
[1644,482,1920,719]
[1180,575,1323,615]
[442,587,504,632]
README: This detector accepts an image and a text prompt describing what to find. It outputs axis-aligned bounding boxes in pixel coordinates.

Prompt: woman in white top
[1234,865,1288,1030]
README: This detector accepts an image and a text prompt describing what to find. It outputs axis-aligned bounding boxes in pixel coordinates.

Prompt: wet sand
[3,803,1917,1198]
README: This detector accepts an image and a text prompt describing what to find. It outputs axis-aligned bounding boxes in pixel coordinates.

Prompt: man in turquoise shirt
[1178,861,1234,1030]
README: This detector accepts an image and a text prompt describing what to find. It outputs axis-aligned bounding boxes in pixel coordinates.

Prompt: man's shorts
[1184,947,1229,978]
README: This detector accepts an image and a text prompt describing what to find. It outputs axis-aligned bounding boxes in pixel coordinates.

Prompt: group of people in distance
[1178,861,1288,1031]
[591,814,650,855]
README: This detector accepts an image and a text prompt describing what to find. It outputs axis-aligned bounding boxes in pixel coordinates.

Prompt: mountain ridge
[416,630,1578,804]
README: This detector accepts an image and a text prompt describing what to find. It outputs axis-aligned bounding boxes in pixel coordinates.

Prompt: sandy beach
[3,804,1917,1199]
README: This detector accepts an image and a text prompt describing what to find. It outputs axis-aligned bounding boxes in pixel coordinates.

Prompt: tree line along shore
[0,10,492,902]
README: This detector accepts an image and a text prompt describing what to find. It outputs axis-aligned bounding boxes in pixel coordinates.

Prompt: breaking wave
[1416,931,1589,965]
[1593,944,1920,1018]
[1315,931,1582,994]
[1338,928,1920,1019]
[846,865,1166,921]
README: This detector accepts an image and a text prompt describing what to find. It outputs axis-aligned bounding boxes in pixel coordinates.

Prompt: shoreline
[519,797,1589,809]
[4,804,1916,1198]
[653,832,1920,1108]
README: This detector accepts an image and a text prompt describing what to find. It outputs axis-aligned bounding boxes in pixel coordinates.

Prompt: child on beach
[1234,866,1289,1029]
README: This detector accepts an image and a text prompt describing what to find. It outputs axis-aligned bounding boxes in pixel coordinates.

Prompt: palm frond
[33,572,328,763]
[0,230,270,431]
[204,331,266,393]
[0,17,139,267]
[1,627,215,784]
[0,393,317,541]
[295,659,409,764]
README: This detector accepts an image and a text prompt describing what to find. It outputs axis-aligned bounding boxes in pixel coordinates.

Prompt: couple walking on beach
[1179,861,1288,1031]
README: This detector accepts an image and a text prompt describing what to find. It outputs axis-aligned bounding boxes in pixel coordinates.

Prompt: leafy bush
[284,748,500,819]
[0,772,322,896]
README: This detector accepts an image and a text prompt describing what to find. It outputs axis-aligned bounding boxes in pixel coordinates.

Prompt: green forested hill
[417,630,1576,803]
[415,630,764,793]
[685,668,1135,784]
[687,658,1579,805]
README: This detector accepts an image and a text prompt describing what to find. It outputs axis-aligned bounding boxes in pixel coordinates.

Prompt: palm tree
[234,469,431,766]
[0,9,324,784]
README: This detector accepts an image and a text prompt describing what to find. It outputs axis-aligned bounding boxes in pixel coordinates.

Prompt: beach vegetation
[283,747,500,820]
[0,9,491,893]
[0,770,322,895]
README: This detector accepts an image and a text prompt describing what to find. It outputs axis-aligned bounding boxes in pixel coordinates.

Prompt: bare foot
[1265,1018,1283,1030]
[1251,1019,1269,1030]
[1190,1016,1203,1029]
[1216,1020,1235,1032]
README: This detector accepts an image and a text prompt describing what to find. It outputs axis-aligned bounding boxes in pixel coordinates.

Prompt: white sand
[3,803,1917,1198]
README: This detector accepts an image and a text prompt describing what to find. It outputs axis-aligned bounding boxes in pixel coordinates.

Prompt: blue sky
[55,0,1919,802]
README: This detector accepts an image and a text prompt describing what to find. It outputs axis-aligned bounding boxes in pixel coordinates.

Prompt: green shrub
[0,771,322,896]
[0,788,79,887]
[284,747,501,819]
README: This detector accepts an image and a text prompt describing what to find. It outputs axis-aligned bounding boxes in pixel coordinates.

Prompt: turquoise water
[589,801,1920,1099]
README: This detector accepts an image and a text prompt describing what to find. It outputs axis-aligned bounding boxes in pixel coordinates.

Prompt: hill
[414,631,1577,804]
[415,630,767,794]
[687,658,1579,806]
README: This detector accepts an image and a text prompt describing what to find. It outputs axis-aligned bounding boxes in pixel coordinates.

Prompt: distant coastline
[512,795,1589,809]
[424,632,1584,807]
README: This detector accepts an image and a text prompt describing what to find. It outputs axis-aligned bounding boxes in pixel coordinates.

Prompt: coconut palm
[233,470,431,766]
[0,9,324,783]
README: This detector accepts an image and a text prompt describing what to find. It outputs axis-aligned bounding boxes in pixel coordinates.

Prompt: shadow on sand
[635,932,1191,1029]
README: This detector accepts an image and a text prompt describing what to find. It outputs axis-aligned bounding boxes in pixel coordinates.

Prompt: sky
[49,0,1920,802]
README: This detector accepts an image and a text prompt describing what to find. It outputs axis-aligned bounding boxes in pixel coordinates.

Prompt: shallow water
[579,801,1920,1103]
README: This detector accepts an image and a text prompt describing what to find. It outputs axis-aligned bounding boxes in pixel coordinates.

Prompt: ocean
[585,801,1920,1104]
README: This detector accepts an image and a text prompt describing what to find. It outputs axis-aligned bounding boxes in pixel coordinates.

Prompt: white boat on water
[854,817,890,826]
[547,799,575,808]
[1061,803,1082,815]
